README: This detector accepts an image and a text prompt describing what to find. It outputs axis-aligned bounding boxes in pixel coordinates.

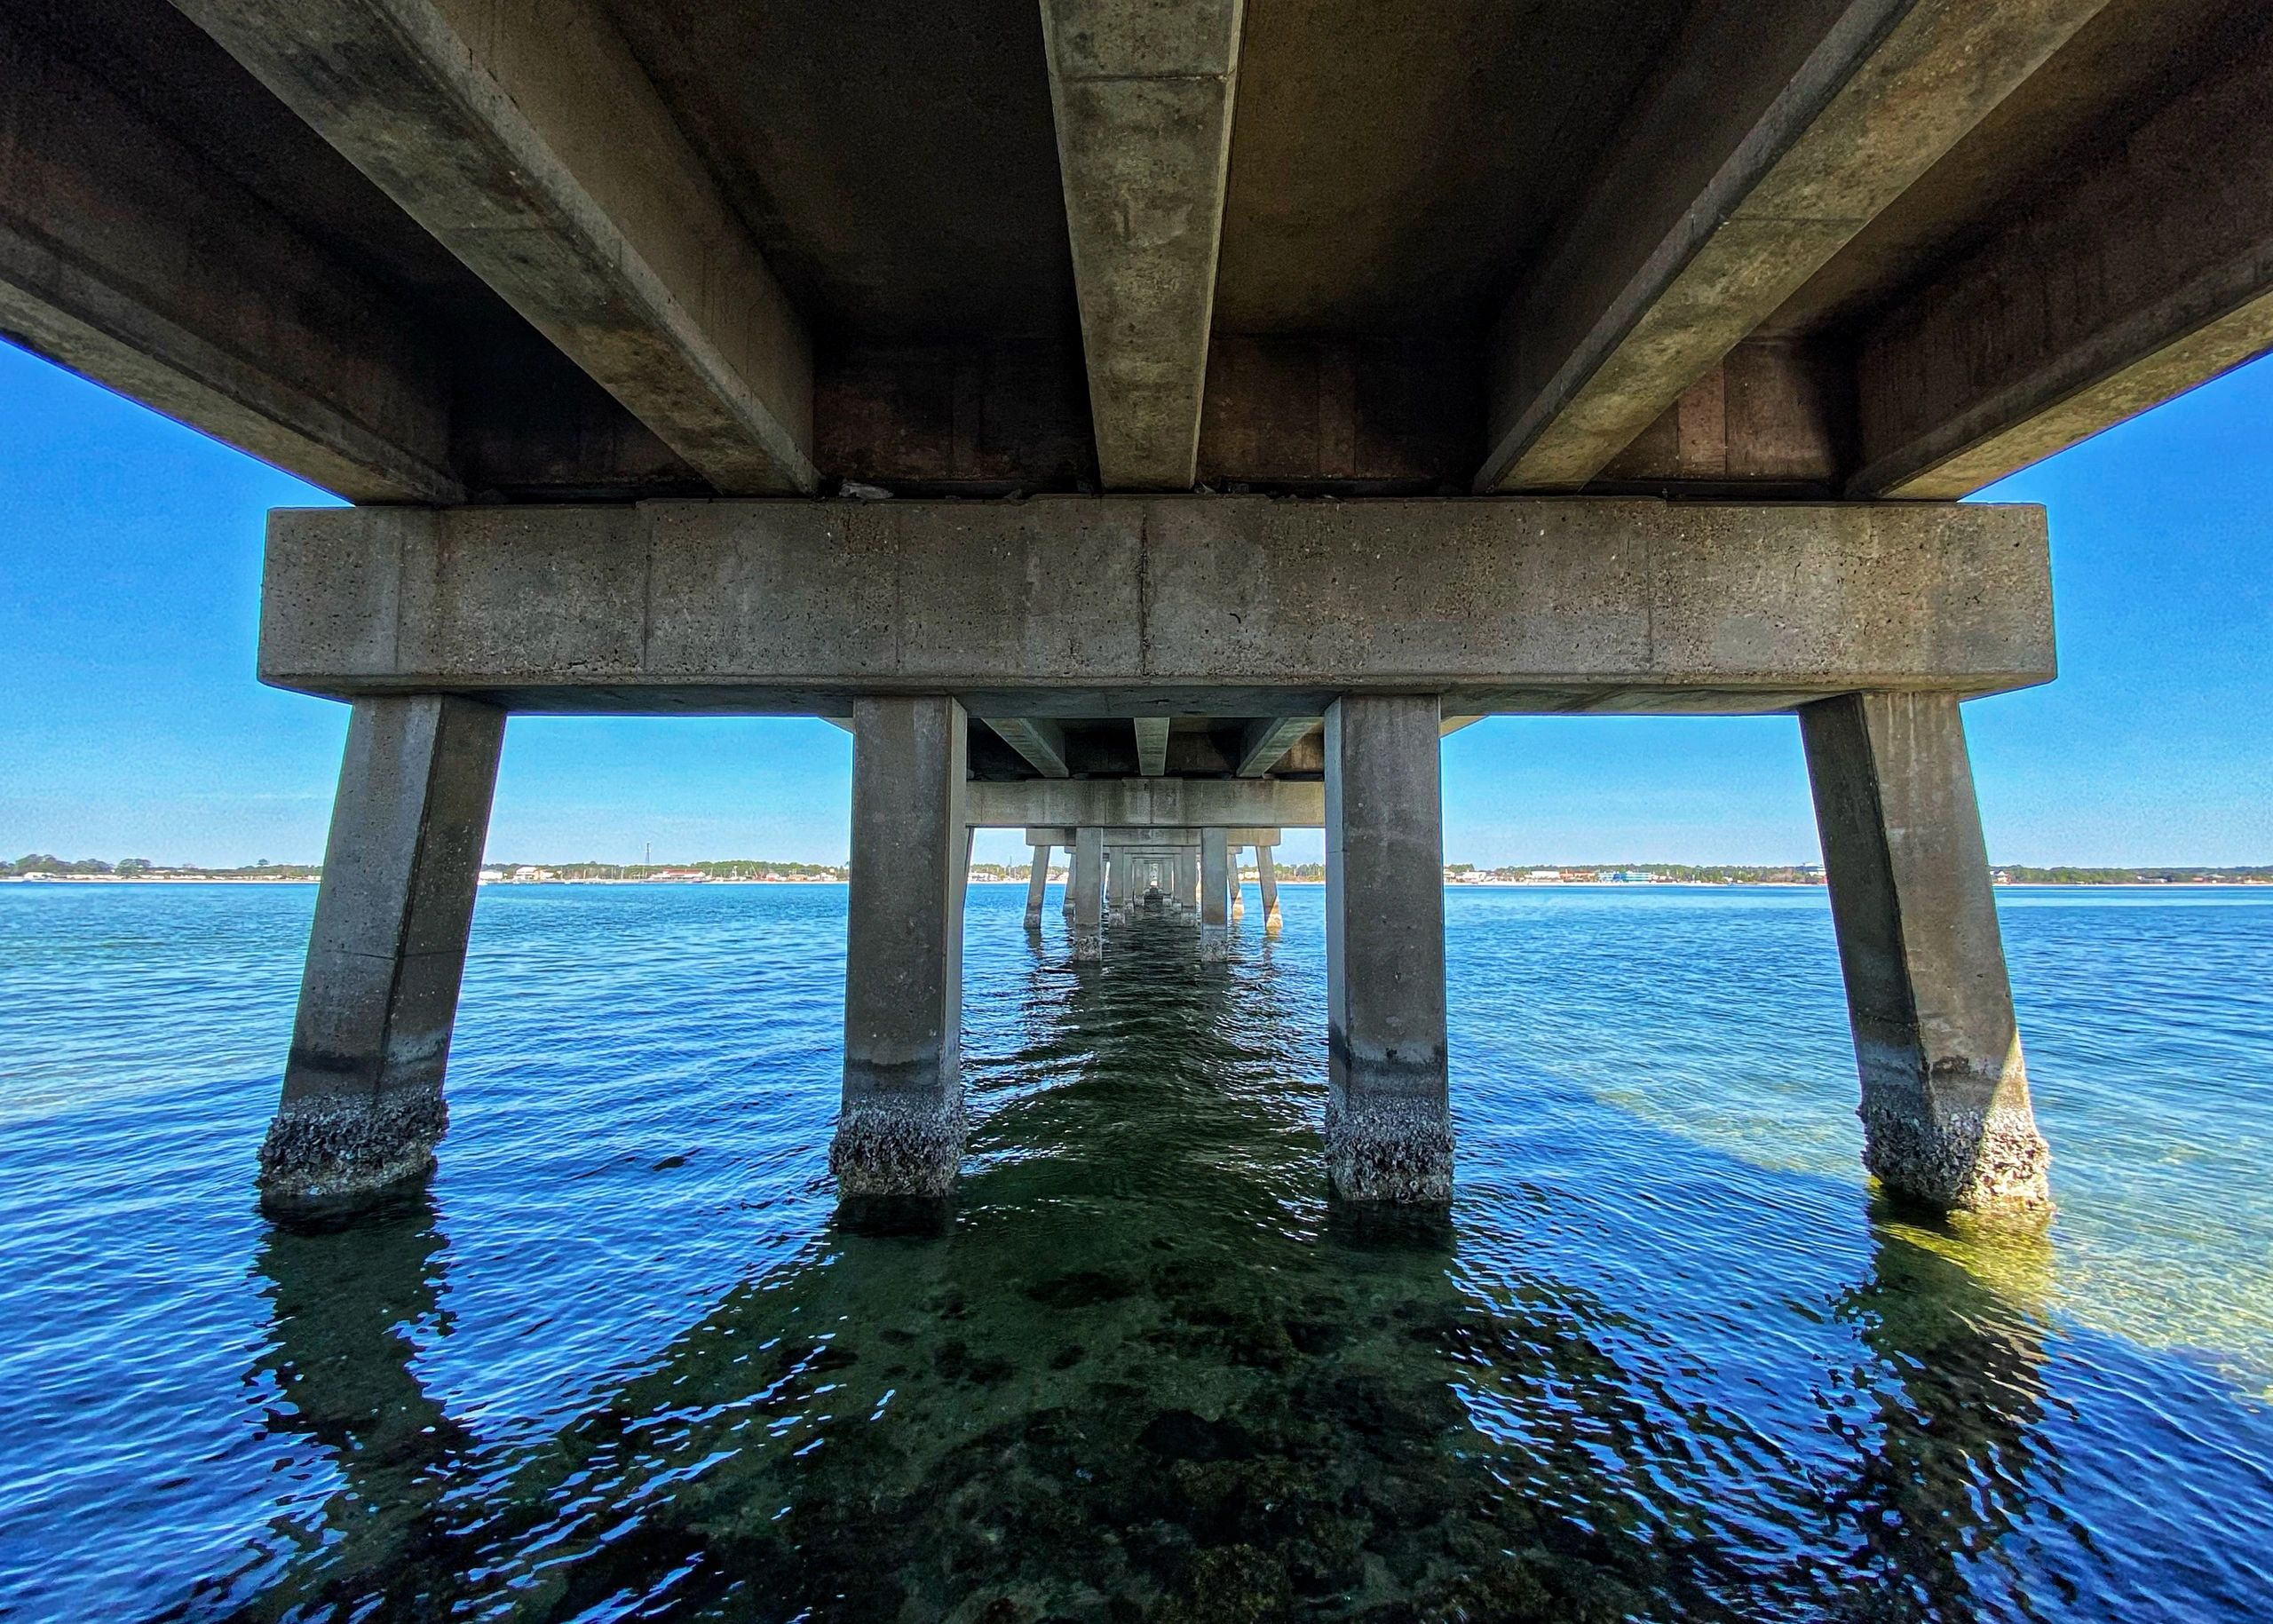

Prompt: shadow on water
[220,916,2066,1623]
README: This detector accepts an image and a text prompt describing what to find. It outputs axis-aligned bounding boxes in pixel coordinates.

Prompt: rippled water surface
[3,882,2271,1620]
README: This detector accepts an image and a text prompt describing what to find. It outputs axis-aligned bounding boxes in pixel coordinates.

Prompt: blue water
[2,882,2270,1620]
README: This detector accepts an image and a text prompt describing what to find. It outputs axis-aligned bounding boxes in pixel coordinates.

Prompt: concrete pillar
[1200,828,1231,961]
[1800,692,2052,1220]
[1072,827,1105,960]
[258,694,504,1212]
[1229,845,1246,920]
[1106,844,1131,919]
[1024,843,1051,928]
[1325,696,1453,1202]
[831,697,969,1199]
[1258,844,1282,934]
[1178,847,1200,915]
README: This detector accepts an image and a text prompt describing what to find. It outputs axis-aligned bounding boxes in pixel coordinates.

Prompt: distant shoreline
[6,874,2269,890]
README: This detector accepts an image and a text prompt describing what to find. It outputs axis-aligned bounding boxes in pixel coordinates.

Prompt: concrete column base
[1325,696,1453,1204]
[1200,828,1230,962]
[1325,1091,1456,1204]
[260,693,503,1215]
[1802,692,2052,1223]
[828,1094,970,1199]
[1071,827,1104,961]
[258,1089,448,1209]
[835,696,968,1199]
[1858,1063,2052,1216]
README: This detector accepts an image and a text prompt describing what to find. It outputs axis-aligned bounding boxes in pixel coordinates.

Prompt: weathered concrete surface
[0,12,460,503]
[1071,827,1105,961]
[1852,15,2273,497]
[974,779,1320,831]
[260,693,503,1211]
[1801,691,2051,1220]
[1041,0,1242,488]
[1200,828,1231,960]
[1476,0,2110,493]
[833,697,968,1199]
[1229,845,1246,920]
[1324,696,1452,1202]
[1257,844,1282,934]
[261,497,2055,713]
[173,0,814,494]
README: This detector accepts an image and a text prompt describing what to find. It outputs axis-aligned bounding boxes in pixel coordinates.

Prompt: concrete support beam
[1800,692,2051,1219]
[259,694,503,1211]
[972,778,1321,831]
[832,697,968,1199]
[1134,716,1170,776]
[175,0,815,494]
[1852,20,2273,497]
[1024,843,1052,927]
[1229,846,1246,920]
[1024,826,1283,848]
[1257,844,1281,935]
[0,15,459,503]
[263,497,2055,714]
[1324,696,1452,1202]
[1475,0,2108,493]
[1236,715,1319,778]
[983,717,1071,778]
[1071,827,1105,960]
[1200,828,1231,960]
[1041,0,1243,488]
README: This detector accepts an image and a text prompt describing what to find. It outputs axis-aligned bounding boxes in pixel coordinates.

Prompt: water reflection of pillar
[1826,1216,2054,1616]
[250,1196,470,1604]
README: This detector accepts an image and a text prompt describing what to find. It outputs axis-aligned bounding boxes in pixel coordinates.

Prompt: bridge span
[10,0,2265,1222]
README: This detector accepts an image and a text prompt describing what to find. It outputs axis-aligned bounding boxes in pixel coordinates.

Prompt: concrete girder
[1041,0,1244,489]
[1134,716,1170,776]
[1474,0,2110,495]
[971,779,1320,830]
[1235,715,1319,778]
[1023,827,1285,847]
[171,0,815,495]
[1851,16,2273,498]
[981,717,1071,778]
[260,496,2055,713]
[0,15,460,503]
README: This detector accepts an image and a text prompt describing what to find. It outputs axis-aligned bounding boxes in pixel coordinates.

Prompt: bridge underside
[12,0,2241,1222]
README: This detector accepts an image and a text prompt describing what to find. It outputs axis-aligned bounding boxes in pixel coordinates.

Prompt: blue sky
[2,337,2269,868]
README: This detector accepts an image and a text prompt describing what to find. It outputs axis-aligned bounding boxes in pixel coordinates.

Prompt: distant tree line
[4,854,317,878]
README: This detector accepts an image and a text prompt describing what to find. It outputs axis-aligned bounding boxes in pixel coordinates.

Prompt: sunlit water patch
[0,882,2269,1620]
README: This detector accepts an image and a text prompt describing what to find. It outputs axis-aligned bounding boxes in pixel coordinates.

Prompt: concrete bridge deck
[8,0,2259,1224]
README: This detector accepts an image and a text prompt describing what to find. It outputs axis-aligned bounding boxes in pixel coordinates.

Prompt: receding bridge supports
[1024,843,1052,928]
[1802,693,2052,1222]
[259,694,503,1212]
[1324,696,1453,1203]
[831,698,969,1200]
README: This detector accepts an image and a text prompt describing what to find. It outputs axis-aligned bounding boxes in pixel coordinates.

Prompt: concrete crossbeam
[0,15,459,503]
[981,717,1071,778]
[1475,0,2108,493]
[974,779,1319,830]
[1852,18,2273,498]
[1041,0,1244,488]
[174,0,815,495]
[261,496,2054,712]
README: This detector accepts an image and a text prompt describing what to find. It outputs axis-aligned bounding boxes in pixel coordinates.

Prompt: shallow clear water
[2,882,2270,1621]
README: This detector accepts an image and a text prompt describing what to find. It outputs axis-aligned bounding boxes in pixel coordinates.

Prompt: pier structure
[16,0,2265,1222]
